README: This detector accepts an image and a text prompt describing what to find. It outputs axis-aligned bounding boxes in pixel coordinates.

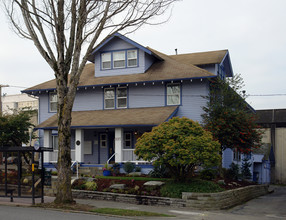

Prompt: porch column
[115,127,123,163]
[75,129,84,163]
[43,130,52,162]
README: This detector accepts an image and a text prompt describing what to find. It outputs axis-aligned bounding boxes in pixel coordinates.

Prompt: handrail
[106,152,117,164]
[71,160,79,179]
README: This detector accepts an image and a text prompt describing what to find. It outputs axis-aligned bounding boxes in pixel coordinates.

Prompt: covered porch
[38,106,178,166]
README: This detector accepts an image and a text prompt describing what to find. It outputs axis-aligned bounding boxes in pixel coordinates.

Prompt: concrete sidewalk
[0,195,208,219]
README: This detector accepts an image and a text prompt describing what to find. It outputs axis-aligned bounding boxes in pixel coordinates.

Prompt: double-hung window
[124,133,132,149]
[104,87,127,109]
[167,83,181,105]
[113,51,125,68]
[127,50,137,67]
[101,52,111,69]
[49,92,58,112]
[104,88,115,109]
[117,87,127,108]
[233,149,241,161]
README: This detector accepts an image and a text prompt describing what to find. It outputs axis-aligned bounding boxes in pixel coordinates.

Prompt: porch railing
[50,150,76,163]
[122,149,146,163]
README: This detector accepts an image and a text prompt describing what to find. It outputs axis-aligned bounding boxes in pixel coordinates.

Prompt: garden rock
[127,172,141,177]
[143,181,165,187]
[110,184,126,190]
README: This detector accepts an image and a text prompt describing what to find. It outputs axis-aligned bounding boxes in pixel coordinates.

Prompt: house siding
[222,148,233,168]
[73,87,103,111]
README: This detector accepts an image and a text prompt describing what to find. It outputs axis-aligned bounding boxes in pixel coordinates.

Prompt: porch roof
[37,106,178,129]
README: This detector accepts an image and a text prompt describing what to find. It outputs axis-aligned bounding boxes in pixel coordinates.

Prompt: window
[233,149,241,161]
[124,133,132,149]
[100,134,107,148]
[167,83,181,105]
[113,51,125,68]
[117,87,127,108]
[52,135,58,150]
[104,88,115,109]
[127,50,137,67]
[101,52,111,69]
[49,92,58,112]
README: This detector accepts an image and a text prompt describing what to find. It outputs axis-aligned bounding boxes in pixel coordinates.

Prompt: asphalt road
[0,205,123,220]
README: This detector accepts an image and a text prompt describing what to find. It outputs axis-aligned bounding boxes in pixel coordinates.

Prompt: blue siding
[129,83,165,108]
[38,94,56,124]
[175,80,209,123]
[94,38,146,77]
[222,148,233,168]
[197,64,216,75]
[73,87,102,111]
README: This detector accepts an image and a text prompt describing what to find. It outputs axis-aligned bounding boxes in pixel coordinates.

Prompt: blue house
[23,33,235,170]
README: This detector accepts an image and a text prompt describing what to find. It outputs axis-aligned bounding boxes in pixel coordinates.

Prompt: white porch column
[115,127,123,163]
[75,129,84,163]
[43,130,52,162]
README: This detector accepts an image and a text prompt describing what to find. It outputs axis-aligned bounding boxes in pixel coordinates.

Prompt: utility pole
[0,84,9,116]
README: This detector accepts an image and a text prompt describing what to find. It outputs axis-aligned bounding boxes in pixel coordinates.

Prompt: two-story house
[23,33,234,170]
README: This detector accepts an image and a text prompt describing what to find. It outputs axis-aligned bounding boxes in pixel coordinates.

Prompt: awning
[37,106,178,129]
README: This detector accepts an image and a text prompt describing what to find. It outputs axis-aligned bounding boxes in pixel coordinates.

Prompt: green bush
[160,179,223,198]
[84,181,97,191]
[148,164,171,178]
[134,166,141,172]
[200,169,217,180]
[123,162,135,174]
[226,163,240,180]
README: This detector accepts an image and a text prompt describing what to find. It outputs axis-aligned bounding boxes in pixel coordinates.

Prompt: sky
[1,0,286,110]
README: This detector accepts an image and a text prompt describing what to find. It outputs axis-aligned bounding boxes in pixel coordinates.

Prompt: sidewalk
[0,195,208,220]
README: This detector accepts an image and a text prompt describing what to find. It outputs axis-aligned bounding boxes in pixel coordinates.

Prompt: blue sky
[1,0,286,110]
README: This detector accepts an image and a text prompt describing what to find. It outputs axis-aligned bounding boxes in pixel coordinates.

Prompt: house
[23,33,234,171]
[255,109,286,184]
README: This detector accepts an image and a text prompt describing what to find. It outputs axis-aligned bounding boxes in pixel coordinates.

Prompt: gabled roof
[170,50,228,65]
[88,32,164,62]
[37,106,178,129]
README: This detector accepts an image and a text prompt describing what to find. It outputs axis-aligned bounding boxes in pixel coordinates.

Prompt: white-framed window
[124,133,132,149]
[49,92,58,112]
[233,149,241,161]
[104,88,115,109]
[52,135,58,150]
[127,50,137,67]
[113,51,125,68]
[167,83,181,105]
[101,52,111,69]
[117,87,127,108]
[100,134,107,148]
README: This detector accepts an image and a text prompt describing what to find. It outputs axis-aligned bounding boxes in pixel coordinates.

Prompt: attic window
[127,50,137,67]
[113,51,125,68]
[101,52,111,69]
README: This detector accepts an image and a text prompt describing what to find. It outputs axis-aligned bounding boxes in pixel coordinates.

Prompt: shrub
[112,163,121,175]
[123,162,135,174]
[226,163,240,180]
[134,166,141,172]
[241,158,252,179]
[135,117,221,182]
[200,169,217,180]
[148,164,171,178]
[84,181,97,191]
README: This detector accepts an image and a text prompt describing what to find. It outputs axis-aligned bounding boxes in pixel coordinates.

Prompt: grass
[35,203,173,217]
[160,179,224,198]
[91,208,173,217]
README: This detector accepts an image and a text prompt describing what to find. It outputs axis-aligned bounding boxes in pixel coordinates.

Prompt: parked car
[2,156,18,164]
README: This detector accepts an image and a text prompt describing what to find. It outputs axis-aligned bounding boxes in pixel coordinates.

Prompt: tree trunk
[54,71,75,204]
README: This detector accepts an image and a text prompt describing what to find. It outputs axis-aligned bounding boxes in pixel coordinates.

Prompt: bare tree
[1,0,178,204]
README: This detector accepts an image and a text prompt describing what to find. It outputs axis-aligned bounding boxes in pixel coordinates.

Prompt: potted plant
[103,163,111,176]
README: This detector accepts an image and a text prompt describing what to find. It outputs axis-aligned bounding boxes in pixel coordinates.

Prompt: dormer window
[127,50,137,67]
[113,51,125,68]
[100,49,138,70]
[101,52,111,69]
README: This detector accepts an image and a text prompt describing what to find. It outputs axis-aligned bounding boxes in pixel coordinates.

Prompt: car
[2,156,18,164]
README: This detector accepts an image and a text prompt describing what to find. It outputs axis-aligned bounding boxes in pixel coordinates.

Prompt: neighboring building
[256,109,286,184]
[1,93,39,146]
[23,32,236,169]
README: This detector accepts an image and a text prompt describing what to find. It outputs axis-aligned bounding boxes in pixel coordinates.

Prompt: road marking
[169,210,205,216]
